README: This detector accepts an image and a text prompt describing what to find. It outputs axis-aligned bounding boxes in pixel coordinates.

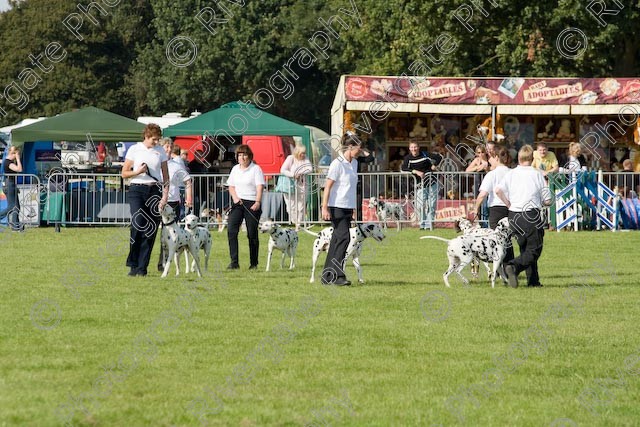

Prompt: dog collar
[162,218,177,226]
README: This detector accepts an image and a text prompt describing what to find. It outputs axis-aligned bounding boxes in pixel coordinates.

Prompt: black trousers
[489,206,514,266]
[0,181,21,230]
[321,207,352,283]
[508,209,545,286]
[227,199,261,266]
[127,184,162,275]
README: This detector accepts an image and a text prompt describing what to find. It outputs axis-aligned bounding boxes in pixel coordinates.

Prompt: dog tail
[302,227,319,237]
[419,236,450,243]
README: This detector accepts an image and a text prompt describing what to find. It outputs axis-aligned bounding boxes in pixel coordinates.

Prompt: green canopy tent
[163,101,312,161]
[11,106,145,147]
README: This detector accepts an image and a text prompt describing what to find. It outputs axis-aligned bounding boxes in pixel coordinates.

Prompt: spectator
[188,149,209,215]
[531,142,559,177]
[402,141,442,230]
[121,123,169,277]
[280,144,312,230]
[180,149,189,168]
[466,145,489,172]
[226,145,265,270]
[618,159,638,199]
[560,142,587,173]
[0,146,24,232]
[495,145,552,288]
[473,147,514,278]
[320,133,365,286]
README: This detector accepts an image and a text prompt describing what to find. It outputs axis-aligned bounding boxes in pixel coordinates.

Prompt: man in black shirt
[402,142,442,230]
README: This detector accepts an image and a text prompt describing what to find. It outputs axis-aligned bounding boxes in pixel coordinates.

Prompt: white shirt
[479,165,510,207]
[228,162,265,201]
[496,165,551,212]
[327,156,358,209]
[126,142,167,184]
[167,157,191,202]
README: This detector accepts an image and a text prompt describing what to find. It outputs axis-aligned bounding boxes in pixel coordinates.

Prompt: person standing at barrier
[402,141,442,230]
[157,139,193,271]
[227,144,264,270]
[486,141,498,171]
[495,145,552,288]
[0,146,24,232]
[472,147,513,277]
[280,144,312,230]
[320,134,365,286]
[122,124,169,277]
[532,142,559,178]
[189,149,209,216]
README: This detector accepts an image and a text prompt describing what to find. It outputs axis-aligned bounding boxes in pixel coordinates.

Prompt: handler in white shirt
[226,144,265,270]
[495,145,552,288]
[320,133,367,286]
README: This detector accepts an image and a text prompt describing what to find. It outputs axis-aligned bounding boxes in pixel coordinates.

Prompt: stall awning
[497,105,571,115]
[345,101,419,113]
[419,104,492,114]
[570,104,640,115]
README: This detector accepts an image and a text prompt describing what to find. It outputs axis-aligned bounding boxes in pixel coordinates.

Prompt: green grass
[1,226,639,426]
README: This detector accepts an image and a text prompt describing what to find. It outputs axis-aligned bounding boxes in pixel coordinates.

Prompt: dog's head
[259,220,277,234]
[359,222,385,242]
[454,217,473,233]
[368,197,379,209]
[200,208,215,219]
[160,204,176,223]
[184,214,199,231]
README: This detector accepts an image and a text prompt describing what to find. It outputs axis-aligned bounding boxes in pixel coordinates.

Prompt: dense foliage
[0,0,637,128]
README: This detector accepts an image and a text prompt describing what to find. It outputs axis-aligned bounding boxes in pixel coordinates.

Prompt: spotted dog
[259,220,299,271]
[159,205,202,278]
[420,217,511,288]
[184,214,212,272]
[368,196,404,231]
[454,217,495,279]
[305,222,386,284]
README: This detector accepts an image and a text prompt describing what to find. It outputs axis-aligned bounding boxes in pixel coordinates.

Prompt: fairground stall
[331,76,640,229]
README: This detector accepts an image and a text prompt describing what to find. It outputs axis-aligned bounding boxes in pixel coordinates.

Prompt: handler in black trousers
[495,145,552,288]
[226,144,265,270]
[320,133,367,286]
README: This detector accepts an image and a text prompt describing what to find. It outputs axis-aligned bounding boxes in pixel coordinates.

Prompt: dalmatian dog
[259,220,299,271]
[454,217,495,279]
[368,196,404,231]
[420,217,511,288]
[159,205,202,278]
[305,222,386,284]
[184,214,212,272]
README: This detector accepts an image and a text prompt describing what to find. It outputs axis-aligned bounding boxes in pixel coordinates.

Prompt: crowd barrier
[0,170,625,230]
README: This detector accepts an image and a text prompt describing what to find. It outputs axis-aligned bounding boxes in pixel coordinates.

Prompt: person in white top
[495,145,552,288]
[473,147,514,277]
[280,144,313,230]
[226,144,265,270]
[121,123,169,277]
[157,138,193,271]
[320,133,366,286]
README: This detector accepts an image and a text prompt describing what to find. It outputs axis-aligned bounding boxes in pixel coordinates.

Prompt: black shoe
[248,265,258,270]
[333,278,351,286]
[527,283,543,287]
[128,269,137,277]
[227,263,240,270]
[504,264,518,288]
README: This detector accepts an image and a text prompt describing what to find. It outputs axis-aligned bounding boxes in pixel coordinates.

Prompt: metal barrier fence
[36,170,639,229]
[1,174,41,227]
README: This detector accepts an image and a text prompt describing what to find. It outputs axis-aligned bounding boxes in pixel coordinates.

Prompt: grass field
[1,225,639,426]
